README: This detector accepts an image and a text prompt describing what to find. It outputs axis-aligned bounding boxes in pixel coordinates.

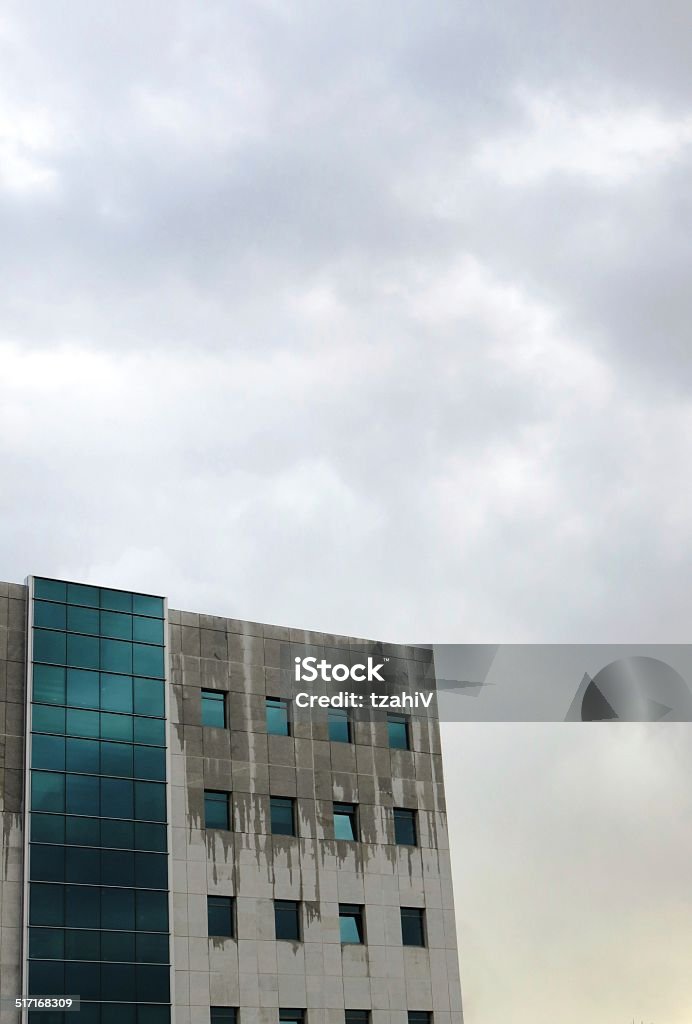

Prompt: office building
[0,577,463,1024]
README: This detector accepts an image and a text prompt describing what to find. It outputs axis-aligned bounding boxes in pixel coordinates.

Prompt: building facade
[0,577,463,1024]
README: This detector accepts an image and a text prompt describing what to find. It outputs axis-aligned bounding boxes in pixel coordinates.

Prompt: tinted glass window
[275,900,301,940]
[102,887,135,930]
[34,601,66,630]
[65,847,100,884]
[328,708,351,743]
[133,716,166,746]
[101,777,134,819]
[32,665,66,705]
[210,1010,237,1024]
[136,889,168,931]
[133,616,164,645]
[207,896,234,937]
[133,645,165,678]
[67,605,100,635]
[101,741,133,778]
[66,738,100,774]
[30,882,64,926]
[66,668,99,709]
[134,781,166,821]
[400,907,425,946]
[101,673,134,714]
[202,689,226,728]
[204,790,230,830]
[339,904,364,944]
[279,1010,305,1024]
[31,771,65,813]
[32,704,66,734]
[34,629,67,665]
[66,633,99,670]
[266,697,290,736]
[101,611,132,640]
[31,844,64,882]
[101,712,133,742]
[333,803,357,841]
[134,678,165,717]
[387,714,410,750]
[101,638,133,674]
[65,885,100,928]
[393,808,417,846]
[345,1013,370,1024]
[32,734,66,771]
[134,745,166,781]
[66,773,100,815]
[270,797,295,837]
[31,812,65,844]
[29,926,65,959]
[34,578,67,602]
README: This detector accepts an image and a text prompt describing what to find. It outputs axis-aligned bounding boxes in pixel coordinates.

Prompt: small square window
[400,907,425,947]
[202,689,227,728]
[207,896,234,937]
[339,904,364,944]
[211,1010,238,1024]
[333,802,358,841]
[204,790,230,830]
[345,1013,370,1024]
[270,797,296,837]
[274,899,301,940]
[266,697,290,736]
[387,713,410,750]
[328,708,352,743]
[393,808,417,846]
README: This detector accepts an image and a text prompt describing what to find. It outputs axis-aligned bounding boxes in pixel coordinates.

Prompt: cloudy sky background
[2,1,692,1020]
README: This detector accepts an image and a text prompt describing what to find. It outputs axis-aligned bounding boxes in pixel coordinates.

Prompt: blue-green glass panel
[102,962,137,1001]
[100,638,133,674]
[66,816,100,846]
[101,712,133,742]
[133,616,164,645]
[133,745,166,781]
[134,821,167,852]
[33,664,66,704]
[102,886,135,930]
[134,781,166,821]
[101,931,136,962]
[101,818,134,850]
[65,846,100,884]
[136,932,169,963]
[64,960,100,999]
[67,605,100,635]
[66,774,99,815]
[134,852,167,889]
[134,678,164,717]
[138,1007,170,1024]
[101,673,133,713]
[29,926,65,959]
[136,963,169,1002]
[32,704,66,734]
[66,633,99,670]
[34,629,67,665]
[29,959,64,996]
[101,777,134,819]
[135,889,168,931]
[133,645,165,678]
[34,579,67,602]
[31,812,65,844]
[101,849,135,886]
[101,589,133,612]
[79,1006,101,1024]
[32,734,66,771]
[104,1007,136,1024]
[66,708,100,739]
[29,882,64,925]
[65,885,100,928]
[266,697,290,735]
[31,771,65,812]
[101,611,132,640]
[31,843,65,881]
[66,668,99,709]
[65,928,100,961]
[132,594,164,618]
[66,738,100,774]
[387,715,410,750]
[34,601,67,630]
[133,716,165,746]
[67,582,99,608]
[201,689,226,728]
[101,741,133,778]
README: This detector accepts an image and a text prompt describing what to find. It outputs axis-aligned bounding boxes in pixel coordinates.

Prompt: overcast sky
[2,2,691,1020]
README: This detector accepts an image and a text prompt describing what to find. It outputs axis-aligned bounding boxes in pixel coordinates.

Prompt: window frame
[400,906,426,947]
[333,802,358,841]
[339,903,365,945]
[327,708,352,743]
[387,713,411,750]
[201,689,227,729]
[204,790,231,831]
[207,895,235,938]
[274,899,302,941]
[270,796,297,837]
[393,807,418,847]
[266,697,291,736]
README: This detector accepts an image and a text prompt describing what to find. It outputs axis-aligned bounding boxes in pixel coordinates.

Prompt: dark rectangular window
[266,697,290,736]
[211,1010,238,1024]
[339,904,364,944]
[387,713,410,750]
[393,808,417,846]
[345,1013,370,1024]
[270,797,296,837]
[274,900,301,941]
[333,802,358,841]
[328,708,352,743]
[207,896,234,937]
[408,1014,432,1024]
[401,907,425,946]
[204,790,230,830]
[279,1011,305,1024]
[201,689,227,728]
